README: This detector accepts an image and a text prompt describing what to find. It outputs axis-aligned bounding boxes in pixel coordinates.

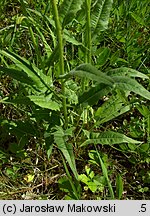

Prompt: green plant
[79,165,105,194]
[116,174,123,200]
[89,148,114,199]
[0,0,150,199]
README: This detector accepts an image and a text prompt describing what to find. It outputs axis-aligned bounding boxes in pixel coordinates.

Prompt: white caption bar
[0,200,149,216]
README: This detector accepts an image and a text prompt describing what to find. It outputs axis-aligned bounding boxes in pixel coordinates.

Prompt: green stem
[61,153,79,200]
[52,0,68,128]
[82,0,91,92]
[81,0,92,123]
[85,0,91,64]
[147,115,150,141]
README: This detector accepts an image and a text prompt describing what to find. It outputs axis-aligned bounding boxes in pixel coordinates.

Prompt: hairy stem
[52,0,68,128]
[85,0,92,64]
[82,0,91,92]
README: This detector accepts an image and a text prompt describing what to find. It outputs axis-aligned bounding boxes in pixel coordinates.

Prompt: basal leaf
[59,0,83,27]
[0,50,50,91]
[53,126,78,179]
[92,148,114,198]
[81,131,142,147]
[91,0,113,38]
[0,66,34,86]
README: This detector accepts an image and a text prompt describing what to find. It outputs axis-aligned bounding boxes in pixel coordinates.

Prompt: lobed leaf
[81,131,142,147]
